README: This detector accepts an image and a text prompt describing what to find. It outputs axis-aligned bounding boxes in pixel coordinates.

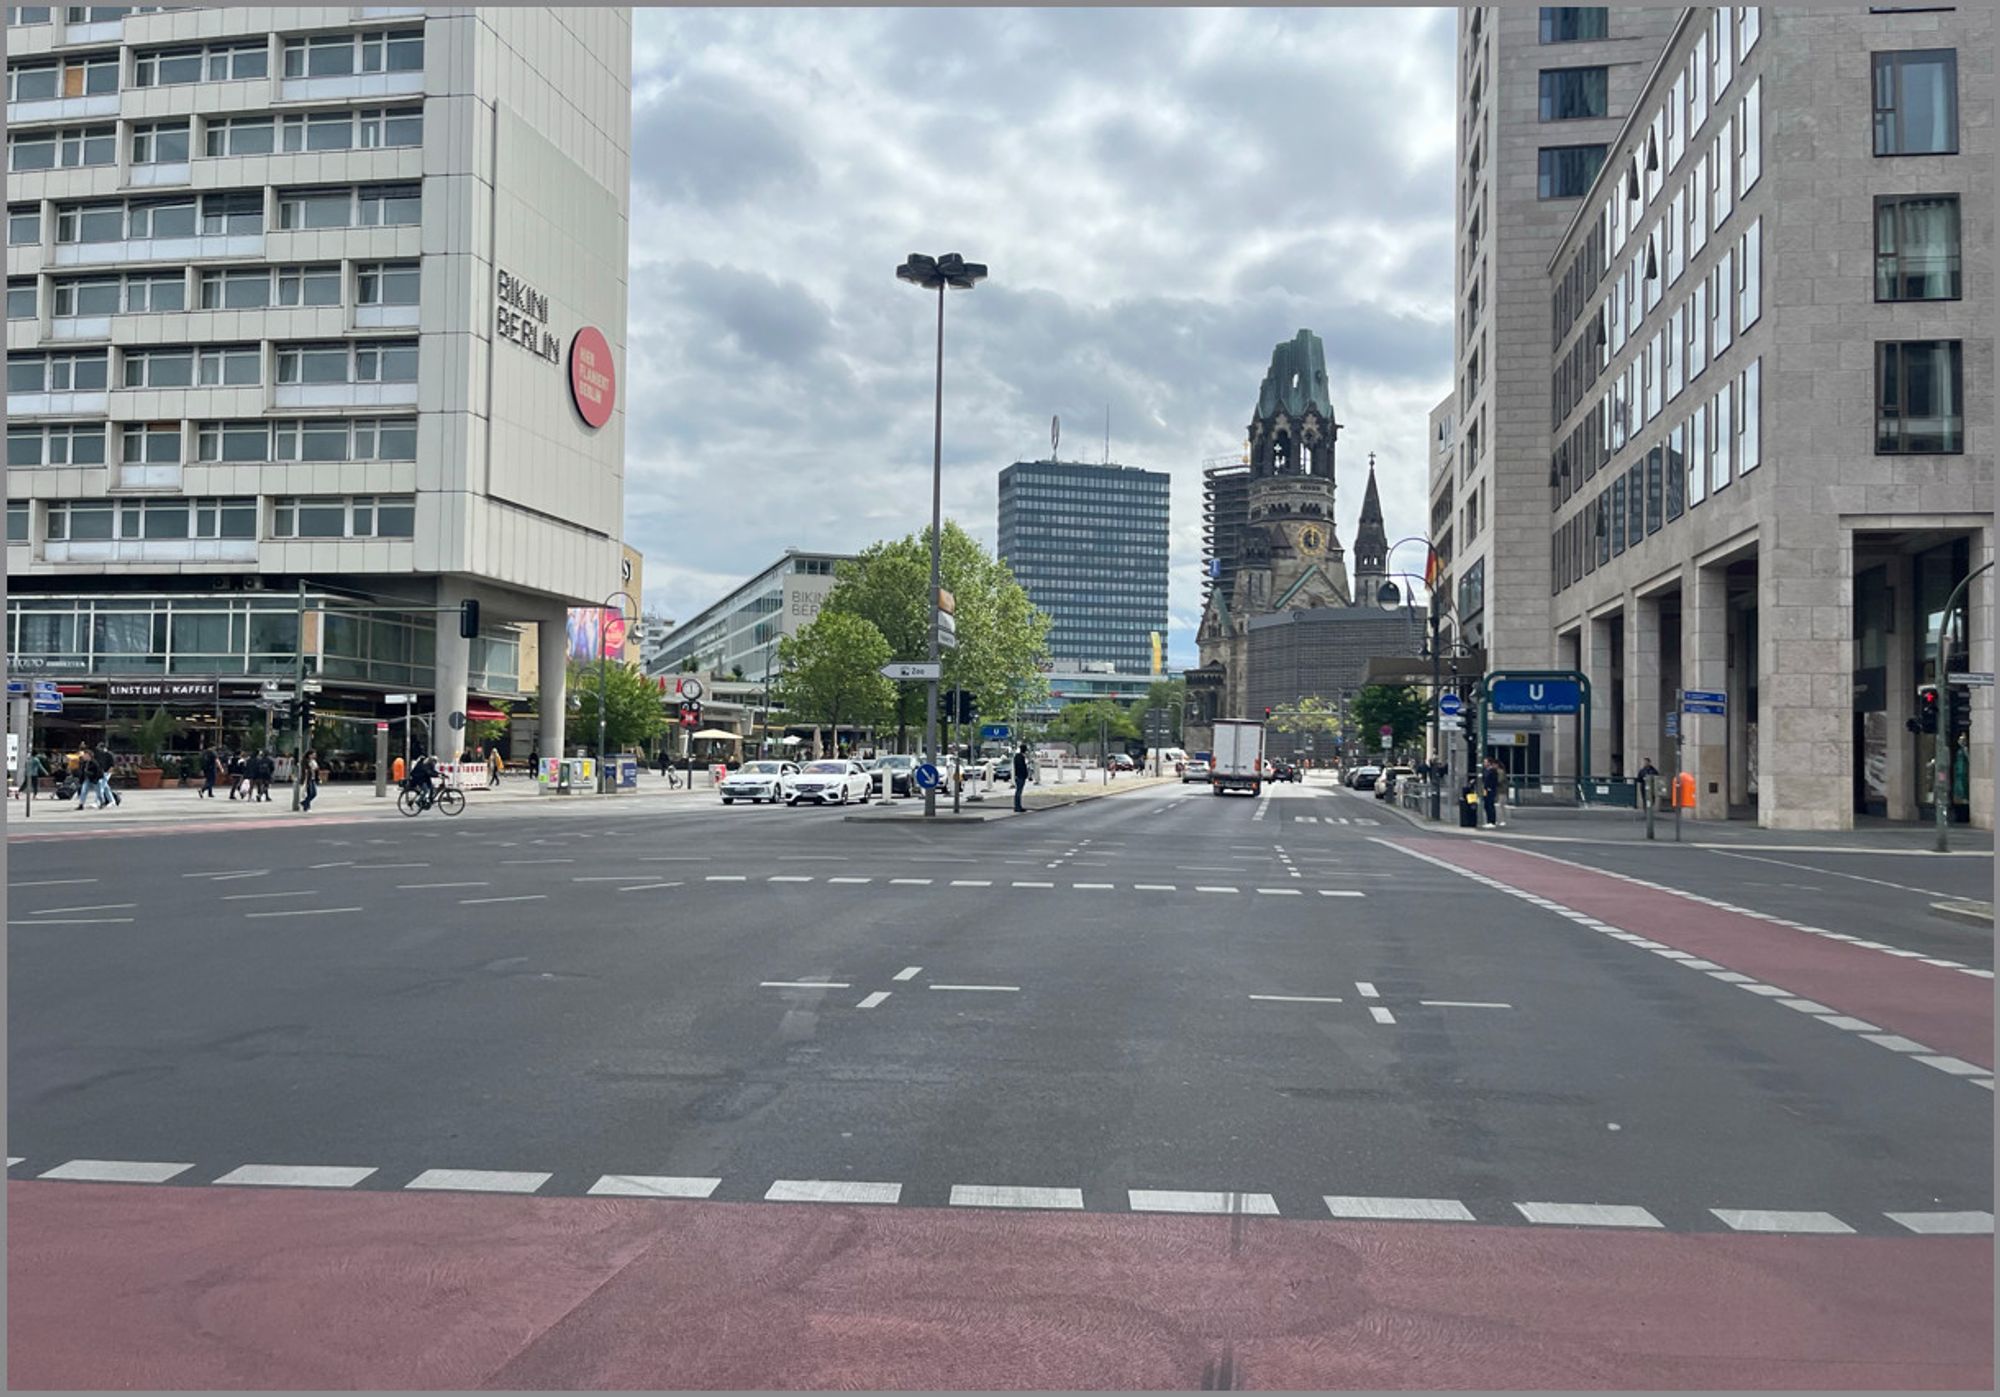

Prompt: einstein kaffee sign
[494,266,616,430]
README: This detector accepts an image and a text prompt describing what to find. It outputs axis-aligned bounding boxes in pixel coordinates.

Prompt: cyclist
[405,752,441,807]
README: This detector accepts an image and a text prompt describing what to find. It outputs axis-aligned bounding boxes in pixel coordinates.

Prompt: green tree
[1049,699,1137,759]
[569,660,667,752]
[1268,695,1345,739]
[465,699,512,754]
[823,522,1051,749]
[1350,684,1429,755]
[774,610,895,750]
[1126,678,1188,742]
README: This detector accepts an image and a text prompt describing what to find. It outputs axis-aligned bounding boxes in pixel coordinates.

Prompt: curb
[1930,900,1995,930]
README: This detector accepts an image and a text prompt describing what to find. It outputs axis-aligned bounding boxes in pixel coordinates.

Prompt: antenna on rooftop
[1103,404,1110,465]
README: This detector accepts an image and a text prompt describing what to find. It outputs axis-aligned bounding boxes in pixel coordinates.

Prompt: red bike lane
[8,1181,1990,1390]
[1391,837,1993,1070]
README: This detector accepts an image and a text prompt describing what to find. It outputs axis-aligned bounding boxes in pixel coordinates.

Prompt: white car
[718,760,799,804]
[1181,759,1211,784]
[787,759,874,806]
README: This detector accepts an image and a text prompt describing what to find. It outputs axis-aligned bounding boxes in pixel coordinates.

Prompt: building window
[1688,277,1708,380]
[1738,219,1761,329]
[1611,475,1626,556]
[355,261,419,306]
[1711,7,1733,97]
[197,345,260,386]
[1712,383,1732,491]
[7,8,54,23]
[46,495,252,543]
[7,350,107,392]
[7,53,116,101]
[1711,251,1733,358]
[271,494,415,539]
[1645,446,1663,535]
[1875,194,1960,300]
[6,278,34,319]
[1665,304,1683,401]
[1666,425,1686,519]
[1666,73,1686,170]
[203,114,275,157]
[130,119,189,165]
[199,264,339,309]
[1528,145,1608,201]
[1873,50,1958,155]
[124,271,184,312]
[199,416,416,463]
[1712,119,1734,228]
[1690,33,1708,133]
[8,125,115,171]
[1876,340,1963,453]
[277,106,422,153]
[122,347,192,388]
[1539,67,1608,121]
[133,39,265,86]
[276,340,416,385]
[277,184,419,230]
[200,190,260,235]
[1689,153,1708,255]
[120,422,180,465]
[1539,8,1608,43]
[8,205,39,244]
[1739,6,1760,57]
[1688,403,1708,507]
[1738,358,1760,474]
[51,275,117,317]
[7,421,105,465]
[1738,79,1761,195]
[7,500,28,544]
[282,29,422,78]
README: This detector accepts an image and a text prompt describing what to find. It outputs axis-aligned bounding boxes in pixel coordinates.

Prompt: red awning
[466,705,508,721]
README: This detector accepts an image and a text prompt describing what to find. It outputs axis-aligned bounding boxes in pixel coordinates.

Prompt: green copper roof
[1255,330,1335,422]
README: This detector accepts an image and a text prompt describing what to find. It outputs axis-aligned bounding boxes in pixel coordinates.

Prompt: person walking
[1480,756,1502,829]
[252,749,273,802]
[93,744,122,807]
[19,749,46,801]
[300,749,321,811]
[487,744,503,788]
[76,753,102,810]
[228,749,247,800]
[199,746,219,799]
[1012,744,1030,813]
[1635,756,1661,810]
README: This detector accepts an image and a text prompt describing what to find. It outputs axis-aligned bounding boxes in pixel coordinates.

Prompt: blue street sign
[1683,702,1726,716]
[32,679,59,692]
[5,680,24,695]
[1683,689,1726,705]
[979,724,1011,741]
[1437,694,1463,717]
[1487,678,1583,715]
[1664,712,1679,738]
[32,697,62,714]
[913,763,940,790]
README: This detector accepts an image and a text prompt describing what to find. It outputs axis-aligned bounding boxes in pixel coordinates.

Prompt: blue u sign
[1488,679,1583,715]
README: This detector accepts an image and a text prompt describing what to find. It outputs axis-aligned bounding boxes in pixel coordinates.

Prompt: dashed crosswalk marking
[1711,1209,1855,1234]
[1515,1202,1663,1229]
[405,1169,551,1194]
[766,1179,902,1204]
[213,1164,376,1189]
[589,1175,722,1198]
[38,1159,192,1183]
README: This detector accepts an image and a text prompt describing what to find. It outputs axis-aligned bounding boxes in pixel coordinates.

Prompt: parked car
[787,759,874,806]
[1348,764,1383,791]
[718,760,799,805]
[1106,753,1136,771]
[874,754,921,796]
[1271,760,1301,783]
[1181,758,1211,784]
[1374,765,1415,800]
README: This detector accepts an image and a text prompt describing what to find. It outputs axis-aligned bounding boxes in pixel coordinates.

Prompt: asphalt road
[8,778,1992,1388]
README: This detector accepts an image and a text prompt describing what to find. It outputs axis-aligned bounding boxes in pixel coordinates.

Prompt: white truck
[1208,719,1266,797]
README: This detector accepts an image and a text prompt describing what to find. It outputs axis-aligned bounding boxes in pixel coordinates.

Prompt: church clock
[1292,523,1327,557]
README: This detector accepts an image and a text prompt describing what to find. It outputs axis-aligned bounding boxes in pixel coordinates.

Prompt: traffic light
[459,599,480,639]
[1911,684,1940,734]
[1263,706,1272,720]
[1948,684,1972,738]
[299,698,316,731]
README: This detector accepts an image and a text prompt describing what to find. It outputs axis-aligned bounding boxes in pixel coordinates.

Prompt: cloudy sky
[624,7,1457,669]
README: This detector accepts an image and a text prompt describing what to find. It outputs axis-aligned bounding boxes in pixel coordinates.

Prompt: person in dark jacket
[228,750,247,800]
[199,747,219,798]
[300,749,321,811]
[1480,757,1503,828]
[93,745,122,806]
[1012,745,1030,812]
[76,755,101,810]
[252,749,273,802]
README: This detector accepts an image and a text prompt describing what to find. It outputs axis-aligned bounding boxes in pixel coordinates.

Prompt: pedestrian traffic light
[1263,706,1272,720]
[1912,684,1940,734]
[1948,684,1971,737]
[299,698,316,731]
[458,599,480,639]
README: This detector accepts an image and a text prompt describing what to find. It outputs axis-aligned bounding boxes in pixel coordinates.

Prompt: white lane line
[398,881,488,890]
[1133,883,1178,891]
[1318,890,1367,897]
[1354,982,1379,998]
[1255,888,1303,896]
[214,1164,376,1188]
[1514,1202,1663,1229]
[893,966,923,981]
[765,1179,902,1204]
[1818,1015,1881,1032]
[351,863,427,871]
[1711,1209,1855,1234]
[950,1185,1085,1210]
[1706,970,1756,983]
[1776,999,1835,1014]
[8,878,98,887]
[1012,881,1055,888]
[30,903,136,914]
[1324,1195,1475,1222]
[460,895,546,905]
[929,984,1021,993]
[705,875,748,883]
[1368,1006,1397,1025]
[1737,984,1792,997]
[761,981,850,989]
[617,882,684,893]
[950,880,993,887]
[588,1174,721,1198]
[245,906,362,918]
[7,1157,21,1166]
[1915,1055,1989,1076]
[769,876,814,883]
[890,878,932,886]
[223,890,319,901]
[514,858,574,865]
[1195,886,1238,894]
[829,877,872,884]
[640,856,711,862]
[183,870,262,879]
[405,1168,551,1194]
[309,860,355,869]
[39,1159,193,1183]
[8,917,135,925]
[856,991,892,1009]
[1677,959,1724,970]
[1861,1034,1934,1053]
[1419,1000,1514,1009]
[1886,1210,1994,1235]
[573,875,646,882]
[1129,1189,1279,1215]
[1072,883,1114,890]
[1250,994,1344,1004]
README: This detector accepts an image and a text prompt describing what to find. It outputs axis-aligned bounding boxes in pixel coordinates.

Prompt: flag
[1423,546,1441,590]
[1150,631,1162,674]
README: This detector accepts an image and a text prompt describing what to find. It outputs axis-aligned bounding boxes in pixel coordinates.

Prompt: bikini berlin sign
[568,325,616,429]
[494,268,562,363]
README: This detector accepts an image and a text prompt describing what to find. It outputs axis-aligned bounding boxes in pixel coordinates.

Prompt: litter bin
[1459,781,1480,828]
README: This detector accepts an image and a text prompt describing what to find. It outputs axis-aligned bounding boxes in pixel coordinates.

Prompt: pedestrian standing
[300,749,321,811]
[77,754,102,810]
[19,749,45,800]
[253,749,273,802]
[199,747,218,798]
[1480,757,1502,828]
[488,745,503,788]
[1636,756,1660,810]
[1012,744,1029,813]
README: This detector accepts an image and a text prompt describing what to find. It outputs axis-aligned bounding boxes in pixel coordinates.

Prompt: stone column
[1683,559,1729,821]
[1627,591,1664,779]
[1550,629,1582,783]
[1882,552,1917,821]
[1759,539,1852,831]
[1583,611,1617,782]
[432,579,470,764]
[537,606,569,762]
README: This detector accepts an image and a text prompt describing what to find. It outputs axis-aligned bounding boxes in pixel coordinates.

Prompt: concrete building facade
[6,5,631,763]
[644,549,854,684]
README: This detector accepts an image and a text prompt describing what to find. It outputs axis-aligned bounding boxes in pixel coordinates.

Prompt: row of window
[8,105,422,171]
[7,261,417,318]
[8,340,417,394]
[6,29,420,100]
[8,184,421,247]
[5,7,184,26]
[9,416,417,467]
[13,493,417,543]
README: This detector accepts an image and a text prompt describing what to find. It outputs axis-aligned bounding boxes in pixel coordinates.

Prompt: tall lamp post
[595,589,637,793]
[1377,535,1448,821]
[897,252,987,817]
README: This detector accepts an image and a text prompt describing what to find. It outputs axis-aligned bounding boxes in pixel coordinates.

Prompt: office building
[6,5,631,761]
[997,458,1169,674]
[1460,5,1992,829]
[645,549,854,683]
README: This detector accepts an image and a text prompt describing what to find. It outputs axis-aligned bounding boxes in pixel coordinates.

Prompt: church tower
[1233,329,1350,619]
[1352,454,1388,606]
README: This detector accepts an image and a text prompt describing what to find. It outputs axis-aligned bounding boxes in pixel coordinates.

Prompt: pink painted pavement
[8,1182,1991,1390]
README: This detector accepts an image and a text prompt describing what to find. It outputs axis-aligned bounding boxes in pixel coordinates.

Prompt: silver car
[788,759,874,806]
[718,760,799,804]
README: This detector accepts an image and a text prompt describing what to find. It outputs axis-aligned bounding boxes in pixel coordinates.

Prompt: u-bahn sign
[1487,678,1583,714]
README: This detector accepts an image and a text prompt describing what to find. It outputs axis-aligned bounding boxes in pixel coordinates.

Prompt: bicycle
[396,780,465,817]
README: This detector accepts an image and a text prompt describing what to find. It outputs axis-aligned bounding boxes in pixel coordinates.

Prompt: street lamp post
[595,590,637,794]
[1932,560,1992,852]
[897,252,987,818]
[1378,535,1449,821]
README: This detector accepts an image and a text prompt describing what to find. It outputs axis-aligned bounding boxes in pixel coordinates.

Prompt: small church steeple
[1353,453,1388,604]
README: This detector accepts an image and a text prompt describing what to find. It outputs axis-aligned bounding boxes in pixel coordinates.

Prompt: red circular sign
[568,326,616,429]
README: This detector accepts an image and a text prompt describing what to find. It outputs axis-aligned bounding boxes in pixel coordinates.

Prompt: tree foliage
[569,660,668,751]
[822,521,1051,747]
[1268,695,1345,738]
[774,609,895,744]
[1125,678,1188,742]
[1048,699,1137,756]
[1349,684,1429,752]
